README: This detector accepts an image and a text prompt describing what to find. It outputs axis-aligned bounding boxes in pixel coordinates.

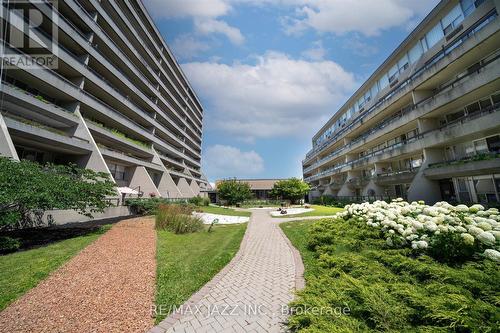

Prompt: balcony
[329,180,346,191]
[55,0,202,141]
[3,115,92,154]
[374,169,419,185]
[304,49,500,172]
[304,8,499,164]
[424,153,500,179]
[346,177,371,189]
[305,103,500,183]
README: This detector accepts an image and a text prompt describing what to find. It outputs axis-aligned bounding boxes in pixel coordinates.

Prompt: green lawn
[280,219,500,332]
[155,223,247,323]
[274,205,343,218]
[0,225,111,311]
[197,205,251,217]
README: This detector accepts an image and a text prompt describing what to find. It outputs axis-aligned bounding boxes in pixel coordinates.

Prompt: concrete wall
[44,206,132,226]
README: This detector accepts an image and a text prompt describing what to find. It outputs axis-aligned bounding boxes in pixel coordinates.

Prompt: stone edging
[149,214,254,333]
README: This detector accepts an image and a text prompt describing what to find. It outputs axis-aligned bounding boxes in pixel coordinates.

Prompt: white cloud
[203,145,264,179]
[301,40,326,61]
[281,0,439,36]
[183,51,356,141]
[144,0,231,18]
[144,0,244,45]
[171,34,211,59]
[195,19,245,45]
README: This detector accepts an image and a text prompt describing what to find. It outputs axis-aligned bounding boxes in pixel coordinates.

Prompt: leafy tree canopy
[0,157,116,230]
[217,179,252,205]
[270,178,310,204]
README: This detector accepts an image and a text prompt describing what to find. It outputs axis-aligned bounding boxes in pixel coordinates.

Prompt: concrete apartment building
[303,0,500,204]
[0,0,209,199]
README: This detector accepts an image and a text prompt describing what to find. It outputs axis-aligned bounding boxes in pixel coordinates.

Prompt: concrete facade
[303,0,500,205]
[0,0,209,200]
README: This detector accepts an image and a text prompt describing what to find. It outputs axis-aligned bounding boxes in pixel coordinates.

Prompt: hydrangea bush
[336,199,500,262]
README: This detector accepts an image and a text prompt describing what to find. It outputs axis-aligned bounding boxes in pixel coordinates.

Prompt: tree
[0,157,116,230]
[270,178,310,204]
[217,179,252,206]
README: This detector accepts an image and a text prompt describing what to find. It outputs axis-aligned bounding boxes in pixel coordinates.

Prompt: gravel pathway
[0,217,156,333]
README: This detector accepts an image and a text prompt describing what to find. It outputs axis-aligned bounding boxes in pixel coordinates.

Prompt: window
[378,74,389,90]
[474,139,489,154]
[466,101,480,114]
[388,65,399,83]
[408,42,424,64]
[474,177,498,203]
[397,55,409,72]
[457,178,472,202]
[370,83,379,99]
[108,163,126,180]
[446,110,465,123]
[441,5,464,35]
[479,98,492,109]
[486,135,500,153]
[364,91,371,103]
[461,0,475,16]
[425,24,445,49]
[491,92,500,104]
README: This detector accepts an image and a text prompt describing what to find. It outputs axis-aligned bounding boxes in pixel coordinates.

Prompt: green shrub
[428,232,478,264]
[0,157,116,230]
[269,178,310,204]
[0,236,21,253]
[217,179,252,205]
[188,195,208,206]
[125,198,191,215]
[126,198,163,215]
[311,196,351,208]
[155,204,204,234]
[284,217,500,332]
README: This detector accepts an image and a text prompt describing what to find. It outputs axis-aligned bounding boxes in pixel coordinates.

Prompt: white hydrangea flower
[477,232,496,246]
[477,222,493,231]
[469,204,485,213]
[455,204,469,213]
[483,249,500,262]
[468,226,484,237]
[461,233,475,246]
[490,230,500,241]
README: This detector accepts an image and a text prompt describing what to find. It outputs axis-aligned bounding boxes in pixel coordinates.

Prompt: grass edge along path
[274,205,343,218]
[280,219,500,332]
[0,225,111,311]
[197,205,251,217]
[154,223,247,324]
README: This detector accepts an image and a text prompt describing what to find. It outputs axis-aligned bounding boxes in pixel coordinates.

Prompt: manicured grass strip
[274,205,343,218]
[0,225,111,311]
[280,219,500,332]
[197,205,251,217]
[155,224,247,323]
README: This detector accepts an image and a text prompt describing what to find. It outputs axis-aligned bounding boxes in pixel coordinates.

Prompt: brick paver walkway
[151,209,332,333]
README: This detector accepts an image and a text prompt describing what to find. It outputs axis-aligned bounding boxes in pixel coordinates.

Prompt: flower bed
[336,199,500,262]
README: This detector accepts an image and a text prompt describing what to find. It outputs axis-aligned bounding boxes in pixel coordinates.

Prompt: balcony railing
[304,49,500,173]
[428,152,500,168]
[304,9,498,163]
[45,0,202,139]
[305,103,500,182]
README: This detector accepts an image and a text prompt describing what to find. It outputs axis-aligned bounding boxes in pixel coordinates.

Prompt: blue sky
[144,0,439,182]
